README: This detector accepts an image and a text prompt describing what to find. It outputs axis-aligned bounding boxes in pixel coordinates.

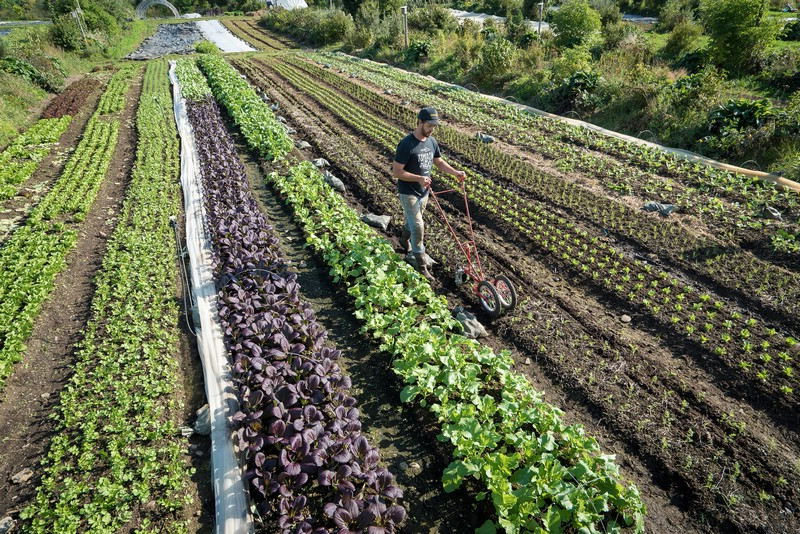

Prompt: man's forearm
[434,158,458,176]
[394,169,425,183]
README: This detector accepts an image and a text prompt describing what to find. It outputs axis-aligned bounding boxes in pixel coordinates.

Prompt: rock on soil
[323,171,346,193]
[453,305,487,338]
[127,23,204,60]
[10,468,33,484]
[0,516,15,534]
[361,213,391,231]
[194,404,211,436]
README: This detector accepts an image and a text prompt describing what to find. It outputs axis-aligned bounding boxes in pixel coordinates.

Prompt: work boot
[400,228,411,253]
[414,252,435,282]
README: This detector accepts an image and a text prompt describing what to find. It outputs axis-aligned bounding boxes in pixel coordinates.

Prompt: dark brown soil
[0,69,143,517]
[235,56,800,534]
[171,210,215,533]
[40,77,103,119]
[0,76,106,243]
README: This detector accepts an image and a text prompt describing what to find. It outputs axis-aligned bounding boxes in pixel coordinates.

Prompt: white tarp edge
[168,61,254,534]
[197,19,255,52]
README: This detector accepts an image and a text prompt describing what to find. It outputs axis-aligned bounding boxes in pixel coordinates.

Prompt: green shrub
[700,0,780,73]
[699,98,776,157]
[373,11,403,48]
[590,0,622,25]
[662,19,703,59]
[757,48,800,93]
[240,0,263,11]
[601,20,641,50]
[0,57,61,92]
[550,45,593,79]
[407,38,432,61]
[407,5,458,32]
[313,9,354,44]
[549,70,602,113]
[657,0,695,32]
[474,36,516,82]
[649,67,725,144]
[195,40,220,54]
[49,14,84,51]
[344,25,373,50]
[550,0,602,48]
[779,19,800,41]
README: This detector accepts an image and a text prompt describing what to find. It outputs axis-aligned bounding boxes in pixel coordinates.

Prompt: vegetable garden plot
[0,64,139,390]
[248,56,800,410]
[196,52,646,534]
[304,51,800,271]
[40,76,101,119]
[180,56,405,533]
[21,60,193,534]
[0,115,71,201]
[233,56,800,533]
[283,53,800,328]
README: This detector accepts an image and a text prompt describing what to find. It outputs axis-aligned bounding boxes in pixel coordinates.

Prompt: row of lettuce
[0,115,71,201]
[0,64,138,390]
[21,60,192,532]
[195,52,646,533]
[183,56,405,533]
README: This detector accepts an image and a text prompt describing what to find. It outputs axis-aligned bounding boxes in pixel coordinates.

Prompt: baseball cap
[418,106,440,125]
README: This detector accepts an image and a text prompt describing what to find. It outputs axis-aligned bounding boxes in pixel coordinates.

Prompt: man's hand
[419,175,432,188]
[454,170,467,183]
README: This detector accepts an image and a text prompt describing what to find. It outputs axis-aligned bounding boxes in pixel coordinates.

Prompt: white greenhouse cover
[272,0,308,10]
[168,61,254,534]
[196,19,256,52]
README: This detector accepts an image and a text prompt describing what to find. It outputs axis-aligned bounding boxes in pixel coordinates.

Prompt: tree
[550,0,602,48]
[700,0,779,73]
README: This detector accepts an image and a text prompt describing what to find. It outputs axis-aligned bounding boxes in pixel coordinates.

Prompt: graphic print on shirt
[418,147,434,175]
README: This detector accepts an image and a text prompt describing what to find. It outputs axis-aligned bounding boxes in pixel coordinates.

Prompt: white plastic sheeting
[271,0,309,10]
[197,19,256,52]
[168,61,254,534]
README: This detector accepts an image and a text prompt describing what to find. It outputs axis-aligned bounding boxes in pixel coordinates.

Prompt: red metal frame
[426,180,487,296]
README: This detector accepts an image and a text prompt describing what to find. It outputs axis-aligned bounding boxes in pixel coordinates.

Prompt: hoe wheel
[494,274,517,312]
[478,280,503,319]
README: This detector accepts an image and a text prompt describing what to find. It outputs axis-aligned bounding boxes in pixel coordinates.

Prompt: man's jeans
[399,192,429,254]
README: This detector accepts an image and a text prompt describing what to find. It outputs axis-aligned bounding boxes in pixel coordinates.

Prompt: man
[393,107,466,281]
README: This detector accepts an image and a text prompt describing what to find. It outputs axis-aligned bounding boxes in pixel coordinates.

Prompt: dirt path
[0,69,143,516]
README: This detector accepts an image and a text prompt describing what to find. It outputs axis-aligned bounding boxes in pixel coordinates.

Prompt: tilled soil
[40,76,103,119]
[0,69,143,517]
[234,55,800,533]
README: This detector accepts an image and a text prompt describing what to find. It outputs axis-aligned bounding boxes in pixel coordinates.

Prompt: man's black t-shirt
[394,133,441,198]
